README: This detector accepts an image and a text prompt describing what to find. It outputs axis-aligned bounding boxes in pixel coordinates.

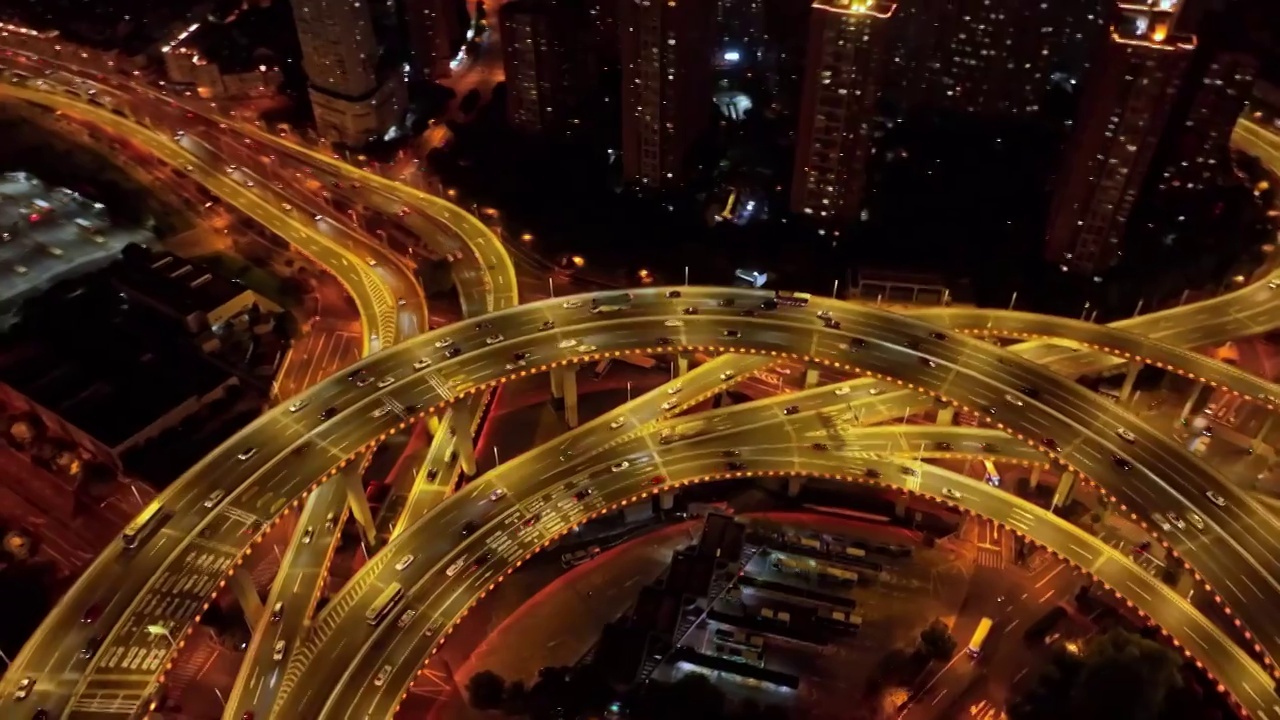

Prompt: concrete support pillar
[935,406,955,426]
[1119,360,1143,403]
[561,367,579,428]
[229,571,264,627]
[803,368,820,389]
[550,368,564,399]
[659,491,675,510]
[1030,465,1042,489]
[1252,415,1276,456]
[894,495,909,519]
[341,471,380,550]
[676,354,692,377]
[449,408,478,476]
[1051,471,1076,512]
[1179,381,1208,422]
[786,477,805,497]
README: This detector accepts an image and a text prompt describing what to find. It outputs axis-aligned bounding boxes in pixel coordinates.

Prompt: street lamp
[145,624,175,645]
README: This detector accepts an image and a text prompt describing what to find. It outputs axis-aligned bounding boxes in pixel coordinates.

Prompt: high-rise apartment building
[1043,1,1194,275]
[500,0,586,139]
[292,0,405,146]
[618,0,717,189]
[403,0,469,80]
[1150,50,1255,193]
[790,0,896,223]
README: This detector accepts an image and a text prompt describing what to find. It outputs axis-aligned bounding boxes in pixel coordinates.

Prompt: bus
[982,460,1001,487]
[366,583,405,626]
[774,290,812,307]
[967,617,994,657]
[122,500,167,549]
[590,292,633,313]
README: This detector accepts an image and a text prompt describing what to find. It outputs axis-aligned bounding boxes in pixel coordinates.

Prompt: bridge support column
[894,495,909,519]
[804,368,820,389]
[786,477,805,497]
[677,354,692,377]
[659,491,675,510]
[1178,381,1208,423]
[1119,361,1143,403]
[229,571,264,627]
[1252,415,1275,456]
[560,367,579,428]
[449,408,478,476]
[550,368,564,399]
[935,406,955,426]
[1050,471,1076,512]
[341,470,380,550]
[1029,465,1042,491]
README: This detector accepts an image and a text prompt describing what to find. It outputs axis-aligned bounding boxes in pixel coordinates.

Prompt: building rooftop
[0,173,151,327]
[114,244,256,326]
[0,272,234,449]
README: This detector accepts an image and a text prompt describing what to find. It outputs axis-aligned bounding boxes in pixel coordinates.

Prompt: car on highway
[325,512,338,530]
[834,386,851,396]
[682,307,699,315]
[473,551,493,570]
[14,677,34,701]
[485,334,504,345]
[445,347,463,358]
[1166,512,1186,530]
[722,329,741,339]
[573,488,595,502]
[271,602,284,622]
[935,441,953,451]
[522,513,542,529]
[578,344,598,353]
[783,405,800,416]
[301,527,315,544]
[980,442,999,452]
[1019,386,1039,398]
[1186,512,1205,531]
[1003,393,1024,406]
[397,609,417,628]
[811,443,829,451]
[649,475,666,485]
[740,309,758,317]
[664,319,684,327]
[1205,490,1227,507]
[374,665,392,687]
[461,520,479,537]
[280,203,293,211]
[1110,454,1133,471]
[410,357,432,371]
[204,490,225,508]
[660,399,679,411]
[562,300,583,309]
[760,298,779,310]
[425,618,444,636]
[81,635,103,658]
[244,180,255,188]
[395,554,416,571]
[666,290,682,298]
[364,257,377,266]
[919,357,937,368]
[1115,427,1137,443]
[237,447,258,461]
[822,317,841,329]
[817,310,832,320]
[445,558,466,577]
[288,399,308,413]
[865,468,882,479]
[941,488,963,500]
[225,165,238,173]
[718,298,736,307]
[1041,437,1060,451]
[611,461,631,472]
[929,331,948,341]
[377,376,395,388]
[505,360,526,371]
[900,466,919,478]
[720,370,735,381]
[489,488,507,502]
[398,297,406,306]
[538,320,556,331]
[667,384,683,395]
[81,603,102,624]
[434,337,454,348]
[557,338,579,349]
[319,406,338,422]
[609,417,627,429]
[868,387,882,395]
[1151,513,1172,531]
[726,461,747,471]
[354,372,373,387]
[849,337,867,350]
[722,449,740,457]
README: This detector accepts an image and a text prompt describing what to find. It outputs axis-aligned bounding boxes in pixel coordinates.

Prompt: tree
[1008,629,1181,720]
[466,670,507,710]
[918,619,957,662]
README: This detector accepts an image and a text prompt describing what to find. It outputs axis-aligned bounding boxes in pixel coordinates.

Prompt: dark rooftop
[0,272,233,448]
[115,244,251,322]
